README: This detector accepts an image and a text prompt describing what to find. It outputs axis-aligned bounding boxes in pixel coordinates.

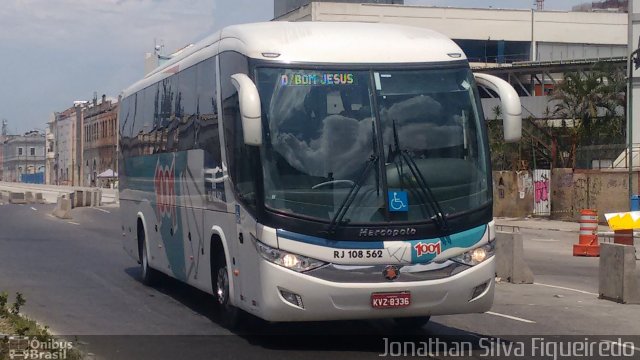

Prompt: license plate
[371,292,411,309]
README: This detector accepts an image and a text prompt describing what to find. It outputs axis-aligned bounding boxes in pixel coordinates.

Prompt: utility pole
[628,39,640,206]
[0,119,6,182]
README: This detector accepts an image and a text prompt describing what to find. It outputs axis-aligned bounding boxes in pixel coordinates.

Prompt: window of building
[17,147,23,156]
[30,147,35,156]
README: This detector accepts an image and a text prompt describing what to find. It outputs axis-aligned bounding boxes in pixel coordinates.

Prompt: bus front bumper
[249,256,495,322]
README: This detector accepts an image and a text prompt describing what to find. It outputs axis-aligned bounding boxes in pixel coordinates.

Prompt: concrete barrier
[599,243,640,304]
[35,193,45,204]
[94,189,102,207]
[8,192,27,204]
[52,195,72,219]
[495,231,534,284]
[75,190,86,207]
[24,191,34,204]
[83,190,92,207]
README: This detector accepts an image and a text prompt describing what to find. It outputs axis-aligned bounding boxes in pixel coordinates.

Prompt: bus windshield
[256,66,489,224]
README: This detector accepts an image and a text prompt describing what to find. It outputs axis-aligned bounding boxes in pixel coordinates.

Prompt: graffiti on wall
[534,175,549,203]
[533,169,551,216]
[516,171,532,199]
[494,169,632,220]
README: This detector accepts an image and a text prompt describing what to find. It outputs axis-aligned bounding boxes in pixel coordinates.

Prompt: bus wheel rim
[142,246,148,276]
[216,267,228,305]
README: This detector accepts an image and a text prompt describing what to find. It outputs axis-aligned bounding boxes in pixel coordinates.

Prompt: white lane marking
[93,208,110,213]
[604,340,640,352]
[534,282,599,296]
[67,221,81,226]
[485,311,536,324]
[31,207,37,211]
[531,238,559,242]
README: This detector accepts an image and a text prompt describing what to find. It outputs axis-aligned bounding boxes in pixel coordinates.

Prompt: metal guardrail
[495,224,520,233]
[597,231,640,244]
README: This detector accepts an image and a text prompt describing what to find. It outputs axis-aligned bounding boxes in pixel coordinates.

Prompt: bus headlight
[450,242,495,266]
[254,240,327,272]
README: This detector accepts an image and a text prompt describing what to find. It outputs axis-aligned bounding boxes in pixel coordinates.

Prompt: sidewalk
[494,217,611,233]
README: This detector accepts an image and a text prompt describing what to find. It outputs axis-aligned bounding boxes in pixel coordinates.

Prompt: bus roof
[123,21,466,97]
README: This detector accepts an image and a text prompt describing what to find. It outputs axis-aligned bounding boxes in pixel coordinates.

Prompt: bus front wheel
[212,249,241,329]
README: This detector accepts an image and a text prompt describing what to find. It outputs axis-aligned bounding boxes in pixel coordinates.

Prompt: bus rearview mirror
[231,73,262,146]
[473,73,522,143]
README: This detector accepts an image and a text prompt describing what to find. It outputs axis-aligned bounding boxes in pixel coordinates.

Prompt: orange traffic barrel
[573,209,600,257]
[613,229,634,246]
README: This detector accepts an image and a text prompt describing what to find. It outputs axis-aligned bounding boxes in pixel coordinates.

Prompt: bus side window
[220,52,257,211]
[196,57,221,164]
[174,65,197,152]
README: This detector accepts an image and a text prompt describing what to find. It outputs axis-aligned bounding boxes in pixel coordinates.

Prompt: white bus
[119,21,521,328]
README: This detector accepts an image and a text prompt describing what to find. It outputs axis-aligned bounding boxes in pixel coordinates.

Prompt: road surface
[0,203,638,359]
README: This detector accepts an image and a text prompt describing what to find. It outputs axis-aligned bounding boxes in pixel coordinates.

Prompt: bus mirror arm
[473,73,522,143]
[231,73,263,146]
[205,168,227,184]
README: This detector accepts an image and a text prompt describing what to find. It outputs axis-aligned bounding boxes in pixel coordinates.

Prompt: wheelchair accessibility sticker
[388,190,408,212]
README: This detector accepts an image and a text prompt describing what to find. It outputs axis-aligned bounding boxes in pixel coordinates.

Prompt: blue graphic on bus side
[125,152,188,281]
[388,190,408,212]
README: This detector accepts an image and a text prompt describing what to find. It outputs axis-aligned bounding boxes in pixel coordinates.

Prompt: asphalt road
[0,203,639,359]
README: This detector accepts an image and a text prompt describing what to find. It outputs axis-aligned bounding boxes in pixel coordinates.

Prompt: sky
[0,0,595,134]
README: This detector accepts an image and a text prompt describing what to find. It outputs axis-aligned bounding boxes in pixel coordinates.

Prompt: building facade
[2,131,45,183]
[82,95,119,187]
[52,102,85,186]
[274,2,627,63]
[275,0,403,18]
[45,114,56,184]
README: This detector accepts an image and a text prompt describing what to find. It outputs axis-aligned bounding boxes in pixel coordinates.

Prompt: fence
[20,172,44,184]
[575,144,627,169]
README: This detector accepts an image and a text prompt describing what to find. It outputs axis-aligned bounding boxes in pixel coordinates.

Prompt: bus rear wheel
[393,316,431,329]
[212,249,241,329]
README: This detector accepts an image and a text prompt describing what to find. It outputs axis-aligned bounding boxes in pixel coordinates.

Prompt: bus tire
[212,247,241,329]
[393,316,431,329]
[138,220,160,286]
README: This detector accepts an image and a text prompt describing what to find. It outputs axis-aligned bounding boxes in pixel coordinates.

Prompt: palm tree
[551,64,626,168]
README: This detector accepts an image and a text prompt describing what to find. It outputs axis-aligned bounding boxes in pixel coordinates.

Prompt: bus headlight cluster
[254,240,327,272]
[451,242,495,266]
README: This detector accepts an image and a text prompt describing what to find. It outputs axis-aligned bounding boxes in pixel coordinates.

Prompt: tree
[551,63,626,168]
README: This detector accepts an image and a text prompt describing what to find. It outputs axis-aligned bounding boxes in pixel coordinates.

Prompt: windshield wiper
[323,154,378,236]
[323,122,380,236]
[391,119,449,232]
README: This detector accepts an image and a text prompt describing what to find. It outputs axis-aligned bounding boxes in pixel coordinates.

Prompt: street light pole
[628,46,640,207]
